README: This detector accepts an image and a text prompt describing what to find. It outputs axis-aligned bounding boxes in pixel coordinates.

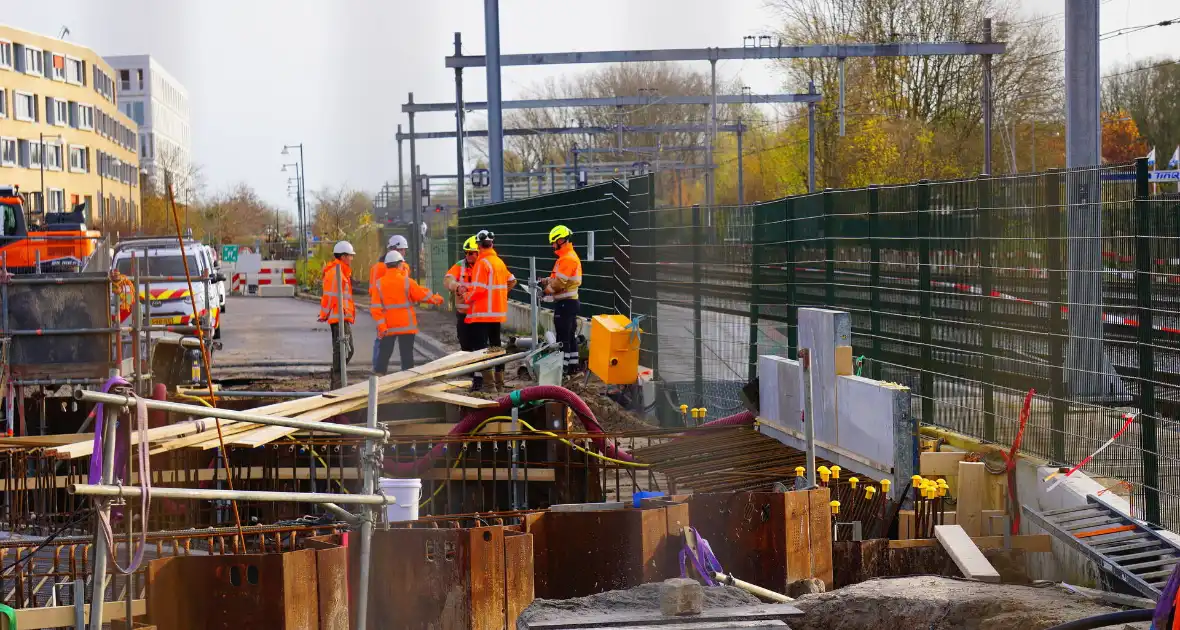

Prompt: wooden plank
[898,510,914,540]
[889,534,1052,553]
[956,461,986,537]
[783,490,811,583]
[981,510,1006,536]
[934,524,1000,583]
[48,351,489,459]
[920,451,966,476]
[807,487,834,588]
[403,386,499,408]
[14,599,146,629]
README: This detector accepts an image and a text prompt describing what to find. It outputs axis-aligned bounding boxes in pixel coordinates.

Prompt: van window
[115,255,200,277]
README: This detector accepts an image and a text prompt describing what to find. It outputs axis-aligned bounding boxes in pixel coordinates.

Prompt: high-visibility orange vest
[465,248,512,324]
[370,267,436,336]
[370,259,410,289]
[549,242,582,301]
[445,259,474,313]
[319,260,355,324]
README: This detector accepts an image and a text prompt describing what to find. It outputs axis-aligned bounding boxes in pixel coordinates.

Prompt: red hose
[383,387,757,476]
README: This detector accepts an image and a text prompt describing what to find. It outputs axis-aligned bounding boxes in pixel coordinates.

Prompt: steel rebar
[70,484,394,505]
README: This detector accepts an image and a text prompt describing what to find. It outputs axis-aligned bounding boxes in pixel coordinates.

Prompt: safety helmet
[333,241,356,256]
[548,225,573,244]
[388,234,409,249]
[462,235,479,252]
[476,229,495,243]
[384,250,405,265]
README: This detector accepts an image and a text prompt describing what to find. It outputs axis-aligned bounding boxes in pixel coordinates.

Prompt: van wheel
[221,301,227,314]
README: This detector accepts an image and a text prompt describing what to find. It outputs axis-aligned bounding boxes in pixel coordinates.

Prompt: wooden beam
[387,422,513,436]
[956,460,986,536]
[14,598,145,629]
[421,467,556,482]
[920,451,967,476]
[403,386,499,408]
[935,524,1000,582]
[889,534,1051,553]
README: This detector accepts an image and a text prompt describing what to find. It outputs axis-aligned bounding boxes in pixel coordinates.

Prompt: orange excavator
[0,185,102,273]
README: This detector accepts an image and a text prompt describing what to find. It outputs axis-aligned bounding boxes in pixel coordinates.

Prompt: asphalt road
[213,295,447,376]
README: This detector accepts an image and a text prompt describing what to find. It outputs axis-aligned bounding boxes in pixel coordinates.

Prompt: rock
[518,583,759,629]
[660,578,704,616]
[787,578,826,597]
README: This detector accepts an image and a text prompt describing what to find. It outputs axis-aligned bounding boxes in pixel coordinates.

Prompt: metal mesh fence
[460,159,1180,531]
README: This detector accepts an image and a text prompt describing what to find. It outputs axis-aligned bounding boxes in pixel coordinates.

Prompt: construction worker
[444,235,479,351]
[319,241,357,389]
[369,234,411,370]
[371,250,443,374]
[539,225,583,376]
[463,229,516,392]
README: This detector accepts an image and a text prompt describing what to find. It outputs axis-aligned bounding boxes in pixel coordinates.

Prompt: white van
[113,238,224,338]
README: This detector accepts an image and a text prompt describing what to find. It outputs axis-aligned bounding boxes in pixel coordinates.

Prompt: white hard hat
[333,241,356,255]
[384,250,404,265]
[388,234,409,249]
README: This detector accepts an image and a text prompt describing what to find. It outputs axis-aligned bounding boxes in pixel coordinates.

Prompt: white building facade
[103,54,191,196]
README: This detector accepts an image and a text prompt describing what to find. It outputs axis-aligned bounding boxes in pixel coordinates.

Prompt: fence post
[824,188,835,308]
[917,180,934,425]
[1044,169,1068,463]
[977,175,996,442]
[786,197,798,359]
[692,204,704,406]
[868,185,882,381]
[748,203,765,381]
[1134,157,1160,524]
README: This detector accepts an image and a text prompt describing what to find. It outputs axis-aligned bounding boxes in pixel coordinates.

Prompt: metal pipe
[529,257,539,347]
[133,256,143,397]
[73,390,387,439]
[510,405,519,510]
[838,58,846,137]
[982,18,993,175]
[69,484,394,505]
[736,119,744,208]
[14,378,106,386]
[707,56,717,210]
[88,403,119,630]
[3,328,122,336]
[485,0,504,202]
[808,81,817,193]
[800,348,816,486]
[454,32,466,210]
[5,275,111,285]
[320,502,361,526]
[73,578,85,630]
[335,262,348,388]
[200,390,319,399]
[442,350,528,378]
[355,375,379,630]
[397,125,405,222]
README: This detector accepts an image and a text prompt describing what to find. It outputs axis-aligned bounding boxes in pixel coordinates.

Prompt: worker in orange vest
[319,241,357,389]
[444,235,479,351]
[462,229,516,392]
[371,250,443,374]
[539,224,583,376]
[369,234,411,370]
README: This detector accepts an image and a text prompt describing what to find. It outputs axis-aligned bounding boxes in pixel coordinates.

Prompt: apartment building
[104,54,190,197]
[0,24,140,226]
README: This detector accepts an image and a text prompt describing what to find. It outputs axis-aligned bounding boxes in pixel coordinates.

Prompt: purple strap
[88,375,132,484]
[1153,561,1180,629]
[679,526,725,586]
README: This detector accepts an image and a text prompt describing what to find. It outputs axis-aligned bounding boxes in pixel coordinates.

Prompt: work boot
[494,370,506,392]
[470,373,485,393]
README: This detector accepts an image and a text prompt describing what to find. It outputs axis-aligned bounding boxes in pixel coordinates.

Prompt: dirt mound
[518,582,760,627]
[788,576,1147,630]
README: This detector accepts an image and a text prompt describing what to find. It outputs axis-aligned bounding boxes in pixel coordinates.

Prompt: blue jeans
[371,336,381,371]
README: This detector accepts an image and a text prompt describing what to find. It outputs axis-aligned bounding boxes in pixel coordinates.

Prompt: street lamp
[281,144,306,258]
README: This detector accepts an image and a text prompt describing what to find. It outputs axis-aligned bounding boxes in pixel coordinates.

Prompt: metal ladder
[1023,494,1179,598]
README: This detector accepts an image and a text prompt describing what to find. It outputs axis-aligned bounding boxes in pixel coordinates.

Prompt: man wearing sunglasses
[463,230,516,392]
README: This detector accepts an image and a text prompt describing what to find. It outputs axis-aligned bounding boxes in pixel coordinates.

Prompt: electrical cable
[164,181,246,550]
[0,503,92,577]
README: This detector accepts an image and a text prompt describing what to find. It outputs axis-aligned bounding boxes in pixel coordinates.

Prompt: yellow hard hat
[548,224,573,244]
[462,235,479,252]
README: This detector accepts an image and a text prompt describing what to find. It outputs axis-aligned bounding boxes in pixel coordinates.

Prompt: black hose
[1042,608,1153,630]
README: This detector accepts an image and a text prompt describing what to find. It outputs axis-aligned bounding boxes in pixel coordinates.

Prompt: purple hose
[88,375,131,483]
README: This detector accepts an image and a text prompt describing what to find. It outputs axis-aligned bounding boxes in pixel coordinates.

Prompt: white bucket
[378,478,422,522]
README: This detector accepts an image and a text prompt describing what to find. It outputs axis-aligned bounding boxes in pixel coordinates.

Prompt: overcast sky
[3,0,1175,213]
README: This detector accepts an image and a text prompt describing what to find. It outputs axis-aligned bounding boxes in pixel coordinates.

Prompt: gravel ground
[518,582,761,628]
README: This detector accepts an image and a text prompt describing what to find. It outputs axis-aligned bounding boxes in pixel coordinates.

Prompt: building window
[119,69,130,92]
[50,54,65,81]
[0,138,15,167]
[14,92,35,122]
[48,98,68,127]
[77,104,94,130]
[132,101,144,125]
[0,88,5,118]
[44,141,63,171]
[48,189,64,213]
[65,56,83,84]
[22,46,43,76]
[136,68,144,90]
[69,145,88,173]
[0,40,12,70]
[20,140,42,169]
